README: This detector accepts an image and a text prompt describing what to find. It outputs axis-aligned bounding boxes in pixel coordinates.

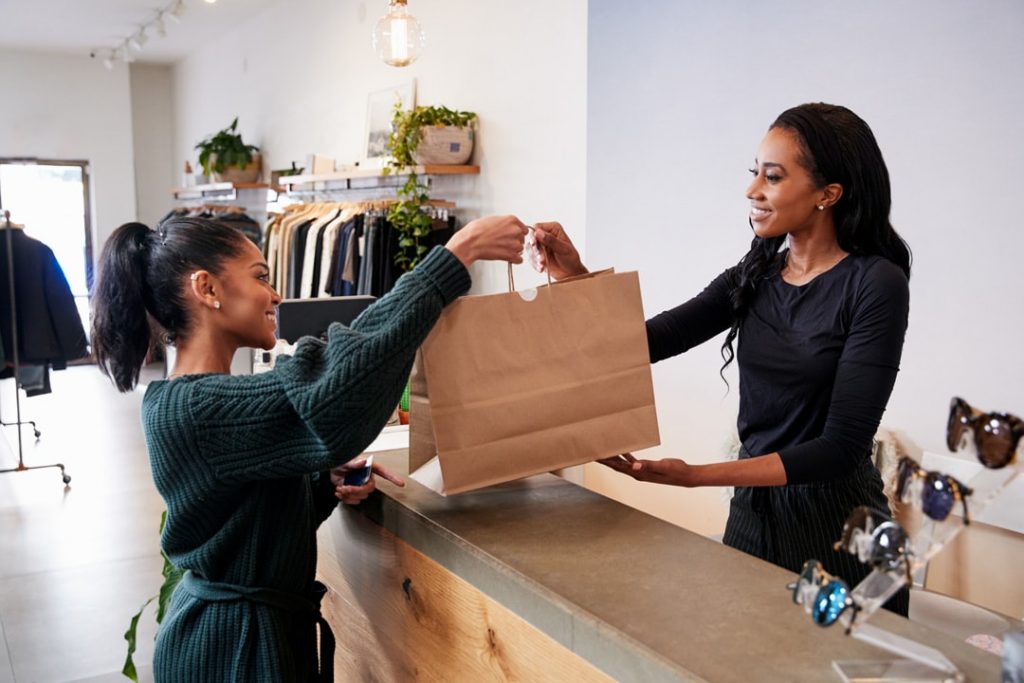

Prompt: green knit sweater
[144,247,470,682]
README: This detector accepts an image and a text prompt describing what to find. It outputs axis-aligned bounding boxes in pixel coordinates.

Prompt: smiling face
[746,126,831,239]
[211,238,282,350]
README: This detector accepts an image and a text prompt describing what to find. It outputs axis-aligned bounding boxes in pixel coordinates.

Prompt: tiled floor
[0,366,164,682]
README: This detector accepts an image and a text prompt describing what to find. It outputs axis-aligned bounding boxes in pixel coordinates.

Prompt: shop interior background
[0,0,1020,618]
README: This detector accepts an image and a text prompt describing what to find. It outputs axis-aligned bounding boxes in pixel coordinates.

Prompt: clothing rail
[0,209,69,485]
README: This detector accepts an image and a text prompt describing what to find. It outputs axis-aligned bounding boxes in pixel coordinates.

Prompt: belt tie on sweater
[181,570,335,683]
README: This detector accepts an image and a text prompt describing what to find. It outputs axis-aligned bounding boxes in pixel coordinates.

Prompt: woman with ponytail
[534,103,912,615]
[92,214,527,680]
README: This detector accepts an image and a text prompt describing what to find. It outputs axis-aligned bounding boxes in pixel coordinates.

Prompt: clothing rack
[0,209,70,485]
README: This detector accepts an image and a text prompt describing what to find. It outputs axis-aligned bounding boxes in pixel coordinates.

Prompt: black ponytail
[720,103,912,380]
[91,217,248,392]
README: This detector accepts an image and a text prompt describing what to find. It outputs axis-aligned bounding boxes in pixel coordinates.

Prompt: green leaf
[122,595,156,682]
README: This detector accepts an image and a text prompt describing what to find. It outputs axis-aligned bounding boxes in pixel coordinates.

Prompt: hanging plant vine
[384,102,476,271]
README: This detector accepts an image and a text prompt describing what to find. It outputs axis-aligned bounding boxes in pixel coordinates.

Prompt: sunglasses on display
[787,559,861,634]
[947,396,1023,469]
[895,456,973,525]
[832,506,911,578]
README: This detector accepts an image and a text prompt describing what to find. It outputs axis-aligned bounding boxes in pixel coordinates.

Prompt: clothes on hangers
[0,224,89,396]
[263,201,458,300]
[160,206,263,247]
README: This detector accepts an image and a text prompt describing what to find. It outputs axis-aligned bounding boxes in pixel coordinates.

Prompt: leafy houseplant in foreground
[122,511,182,681]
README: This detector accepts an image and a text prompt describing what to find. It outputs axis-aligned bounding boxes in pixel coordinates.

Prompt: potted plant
[195,117,262,183]
[385,103,477,271]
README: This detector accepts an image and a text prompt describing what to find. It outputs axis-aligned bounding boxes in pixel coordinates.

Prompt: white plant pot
[411,126,474,165]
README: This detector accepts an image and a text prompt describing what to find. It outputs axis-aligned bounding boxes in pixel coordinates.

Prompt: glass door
[0,159,93,336]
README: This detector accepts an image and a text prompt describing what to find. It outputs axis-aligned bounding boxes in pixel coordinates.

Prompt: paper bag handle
[507,240,553,292]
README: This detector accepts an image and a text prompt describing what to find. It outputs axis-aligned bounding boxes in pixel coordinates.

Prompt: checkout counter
[315,449,1005,682]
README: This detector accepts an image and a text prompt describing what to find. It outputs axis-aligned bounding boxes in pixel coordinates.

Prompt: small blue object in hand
[342,455,374,486]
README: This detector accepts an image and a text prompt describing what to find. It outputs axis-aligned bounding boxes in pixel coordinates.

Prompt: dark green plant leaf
[122,595,156,681]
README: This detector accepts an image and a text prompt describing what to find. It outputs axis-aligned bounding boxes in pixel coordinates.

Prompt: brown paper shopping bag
[410,269,660,495]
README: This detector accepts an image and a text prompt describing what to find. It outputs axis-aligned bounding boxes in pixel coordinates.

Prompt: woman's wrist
[445,234,477,269]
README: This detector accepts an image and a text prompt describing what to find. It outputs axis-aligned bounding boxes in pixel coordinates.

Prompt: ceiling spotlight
[103,56,114,70]
[204,0,217,4]
[170,0,186,18]
[155,16,168,37]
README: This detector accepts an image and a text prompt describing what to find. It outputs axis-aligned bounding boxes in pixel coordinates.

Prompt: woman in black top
[534,103,912,614]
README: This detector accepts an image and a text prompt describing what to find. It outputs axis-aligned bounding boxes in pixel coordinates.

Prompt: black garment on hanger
[0,228,88,373]
[288,220,314,299]
[307,222,329,298]
[159,208,263,247]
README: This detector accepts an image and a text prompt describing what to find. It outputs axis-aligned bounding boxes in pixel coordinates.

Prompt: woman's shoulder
[844,254,910,318]
[143,372,285,421]
[847,254,909,297]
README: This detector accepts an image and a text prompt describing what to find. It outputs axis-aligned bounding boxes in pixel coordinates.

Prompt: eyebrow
[754,160,787,172]
[250,262,270,271]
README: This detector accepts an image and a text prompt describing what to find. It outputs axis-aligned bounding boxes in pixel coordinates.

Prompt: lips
[266,311,277,325]
[749,206,771,221]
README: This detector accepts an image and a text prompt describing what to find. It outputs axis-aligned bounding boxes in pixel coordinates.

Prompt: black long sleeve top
[645,253,909,485]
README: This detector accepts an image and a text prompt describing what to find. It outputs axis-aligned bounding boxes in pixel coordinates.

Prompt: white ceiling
[0,0,280,64]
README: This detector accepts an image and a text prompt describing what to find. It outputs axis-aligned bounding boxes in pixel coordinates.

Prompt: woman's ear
[188,271,221,311]
[821,182,844,209]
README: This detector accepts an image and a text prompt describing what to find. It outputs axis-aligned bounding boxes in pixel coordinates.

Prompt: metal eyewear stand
[0,209,70,485]
[835,458,1019,683]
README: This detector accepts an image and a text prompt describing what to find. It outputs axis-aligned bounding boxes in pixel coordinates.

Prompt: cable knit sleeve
[185,246,470,482]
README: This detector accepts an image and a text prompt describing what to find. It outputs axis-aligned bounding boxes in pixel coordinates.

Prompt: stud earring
[817,204,825,211]
[190,272,199,281]
[214,301,221,310]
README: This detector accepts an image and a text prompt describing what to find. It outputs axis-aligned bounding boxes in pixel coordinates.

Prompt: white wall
[0,49,137,262]
[171,0,588,294]
[129,64,176,229]
[584,0,1024,536]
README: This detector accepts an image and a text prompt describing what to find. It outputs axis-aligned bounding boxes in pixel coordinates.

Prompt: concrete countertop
[330,449,1002,682]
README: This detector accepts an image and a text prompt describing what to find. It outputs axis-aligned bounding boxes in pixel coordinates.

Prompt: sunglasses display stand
[833,465,1021,683]
[835,567,963,683]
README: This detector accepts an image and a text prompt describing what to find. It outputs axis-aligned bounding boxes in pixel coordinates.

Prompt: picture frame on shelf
[364,79,416,168]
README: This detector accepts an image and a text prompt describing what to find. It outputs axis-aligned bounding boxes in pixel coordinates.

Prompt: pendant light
[372,0,425,67]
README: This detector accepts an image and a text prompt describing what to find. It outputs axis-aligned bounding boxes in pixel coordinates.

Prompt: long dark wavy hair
[91,217,248,392]
[720,103,912,375]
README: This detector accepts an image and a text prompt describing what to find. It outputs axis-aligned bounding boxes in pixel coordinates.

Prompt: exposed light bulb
[372,0,425,67]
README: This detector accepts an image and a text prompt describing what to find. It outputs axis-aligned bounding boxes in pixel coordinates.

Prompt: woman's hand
[532,222,588,280]
[596,453,699,487]
[330,460,406,505]
[446,215,529,268]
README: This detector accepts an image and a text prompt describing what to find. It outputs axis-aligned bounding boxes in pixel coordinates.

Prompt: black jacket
[0,227,88,369]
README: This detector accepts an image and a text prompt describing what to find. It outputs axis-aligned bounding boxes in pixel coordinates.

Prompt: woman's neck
[784,227,847,279]
[169,331,237,377]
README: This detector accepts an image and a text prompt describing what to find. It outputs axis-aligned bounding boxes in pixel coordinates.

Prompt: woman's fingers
[372,463,406,487]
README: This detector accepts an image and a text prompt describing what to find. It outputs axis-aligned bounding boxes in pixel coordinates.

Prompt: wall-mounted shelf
[276,165,480,193]
[171,182,283,202]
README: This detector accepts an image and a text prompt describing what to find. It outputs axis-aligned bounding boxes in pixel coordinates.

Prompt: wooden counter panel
[317,508,615,682]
